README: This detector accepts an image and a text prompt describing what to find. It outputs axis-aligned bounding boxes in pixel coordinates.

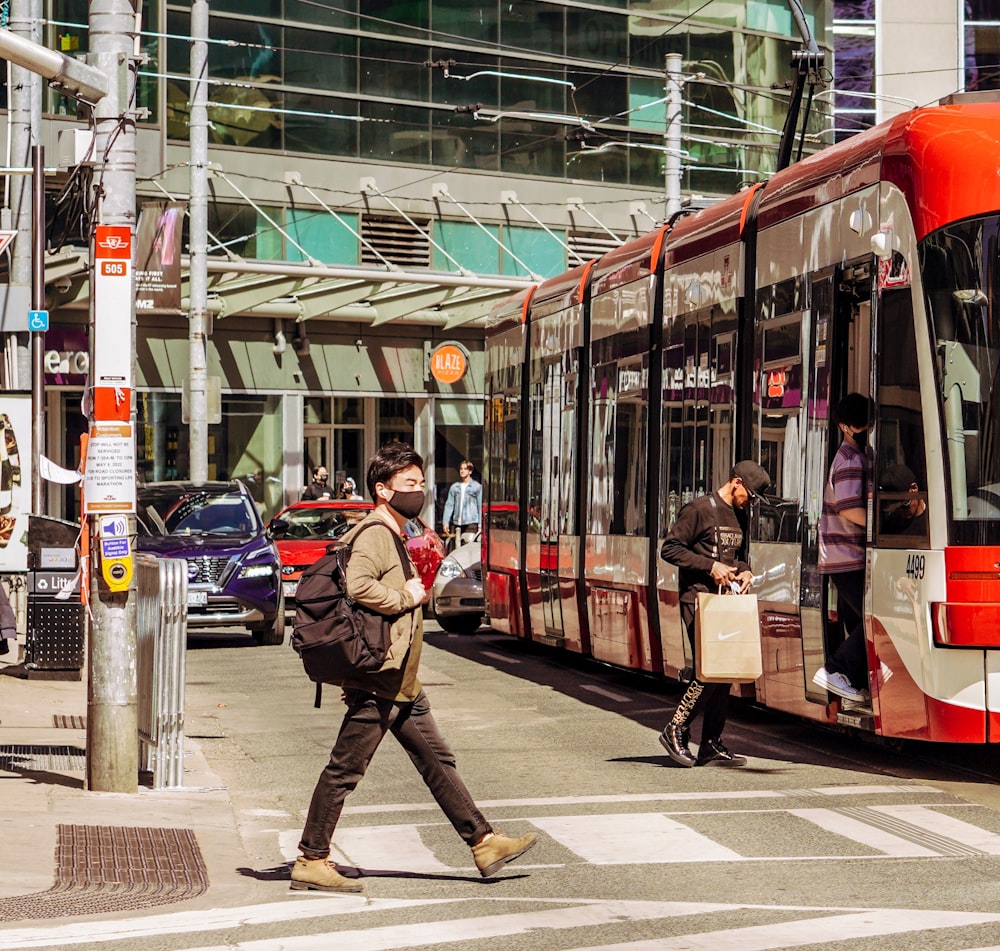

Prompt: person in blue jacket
[442,460,482,548]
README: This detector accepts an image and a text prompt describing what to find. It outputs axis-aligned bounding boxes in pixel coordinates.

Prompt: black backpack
[290,521,413,706]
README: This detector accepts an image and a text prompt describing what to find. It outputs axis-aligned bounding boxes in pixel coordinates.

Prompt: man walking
[442,460,482,548]
[658,460,770,768]
[292,441,537,892]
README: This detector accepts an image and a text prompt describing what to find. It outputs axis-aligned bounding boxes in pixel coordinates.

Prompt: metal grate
[185,555,229,585]
[52,715,87,730]
[0,824,208,921]
[361,214,431,268]
[567,230,623,261]
[0,744,85,771]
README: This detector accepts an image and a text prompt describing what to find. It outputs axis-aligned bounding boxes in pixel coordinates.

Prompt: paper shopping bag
[695,591,762,683]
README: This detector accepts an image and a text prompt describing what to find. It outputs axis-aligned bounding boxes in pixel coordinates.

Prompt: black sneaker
[659,723,696,767]
[696,738,747,767]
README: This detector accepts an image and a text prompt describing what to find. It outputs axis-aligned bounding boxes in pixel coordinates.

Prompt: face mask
[384,489,424,518]
[317,474,328,482]
[852,429,869,449]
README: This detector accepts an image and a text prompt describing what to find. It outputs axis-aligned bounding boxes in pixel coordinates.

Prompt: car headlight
[239,564,275,579]
[436,559,463,580]
[243,544,275,562]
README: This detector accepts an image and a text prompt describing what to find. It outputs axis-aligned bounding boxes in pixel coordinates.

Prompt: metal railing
[136,553,188,789]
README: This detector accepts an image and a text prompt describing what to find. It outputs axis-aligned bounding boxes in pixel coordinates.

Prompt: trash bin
[25,515,84,680]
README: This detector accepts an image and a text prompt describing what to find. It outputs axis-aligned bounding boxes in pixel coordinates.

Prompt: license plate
[187,590,208,607]
[282,581,298,598]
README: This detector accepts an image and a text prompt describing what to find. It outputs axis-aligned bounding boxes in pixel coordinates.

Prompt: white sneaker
[812,667,866,702]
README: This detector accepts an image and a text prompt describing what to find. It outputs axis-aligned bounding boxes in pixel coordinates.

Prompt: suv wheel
[250,593,286,645]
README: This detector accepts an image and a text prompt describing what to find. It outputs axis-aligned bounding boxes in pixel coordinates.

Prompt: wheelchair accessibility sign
[28,309,49,332]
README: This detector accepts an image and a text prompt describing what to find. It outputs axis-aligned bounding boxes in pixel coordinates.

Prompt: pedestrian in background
[292,441,537,892]
[338,476,363,501]
[658,460,771,768]
[442,460,481,549]
[301,466,333,501]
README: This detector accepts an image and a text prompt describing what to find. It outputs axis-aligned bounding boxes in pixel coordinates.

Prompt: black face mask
[386,489,424,519]
[317,475,328,482]
[853,429,869,449]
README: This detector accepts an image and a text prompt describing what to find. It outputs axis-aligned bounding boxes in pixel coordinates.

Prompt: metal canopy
[45,248,532,329]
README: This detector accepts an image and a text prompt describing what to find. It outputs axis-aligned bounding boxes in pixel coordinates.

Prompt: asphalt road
[10,620,1000,950]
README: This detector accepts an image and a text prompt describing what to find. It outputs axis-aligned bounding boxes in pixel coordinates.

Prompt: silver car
[431,534,485,634]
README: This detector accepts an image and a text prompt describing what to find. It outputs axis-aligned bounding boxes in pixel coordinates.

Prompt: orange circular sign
[429,343,468,385]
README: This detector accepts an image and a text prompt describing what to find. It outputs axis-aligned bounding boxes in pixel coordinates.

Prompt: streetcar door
[800,263,873,704]
[526,304,585,650]
[750,275,809,707]
[527,354,567,639]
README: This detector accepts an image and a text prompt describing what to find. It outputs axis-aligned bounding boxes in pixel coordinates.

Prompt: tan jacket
[341,511,422,701]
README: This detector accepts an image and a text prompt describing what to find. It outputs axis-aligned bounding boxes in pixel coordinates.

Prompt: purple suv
[136,481,285,644]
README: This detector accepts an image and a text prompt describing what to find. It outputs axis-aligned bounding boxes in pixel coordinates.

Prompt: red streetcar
[485,94,1000,744]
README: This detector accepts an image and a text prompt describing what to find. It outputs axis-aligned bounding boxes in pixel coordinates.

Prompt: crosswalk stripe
[530,813,742,864]
[870,804,1000,854]
[0,898,453,950]
[788,808,941,857]
[4,897,1000,950]
[561,907,1000,951]
[581,685,632,703]
[180,900,739,951]
[340,785,939,815]
[332,823,455,873]
[480,650,520,664]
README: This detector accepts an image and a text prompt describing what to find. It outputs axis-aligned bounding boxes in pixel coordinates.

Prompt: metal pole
[86,0,139,794]
[188,0,209,481]
[7,0,42,394]
[664,53,683,221]
[30,144,44,514]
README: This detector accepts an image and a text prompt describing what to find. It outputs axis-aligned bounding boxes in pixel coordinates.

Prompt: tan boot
[472,830,538,878]
[289,856,363,893]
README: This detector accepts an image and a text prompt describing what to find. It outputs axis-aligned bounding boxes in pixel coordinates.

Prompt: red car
[268,500,445,611]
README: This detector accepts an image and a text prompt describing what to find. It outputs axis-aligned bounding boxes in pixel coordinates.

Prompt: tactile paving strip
[0,744,86,771]
[0,824,209,921]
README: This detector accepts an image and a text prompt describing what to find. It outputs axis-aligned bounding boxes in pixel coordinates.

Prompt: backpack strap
[343,518,415,580]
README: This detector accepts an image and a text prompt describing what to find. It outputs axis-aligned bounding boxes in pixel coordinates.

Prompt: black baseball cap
[731,460,771,498]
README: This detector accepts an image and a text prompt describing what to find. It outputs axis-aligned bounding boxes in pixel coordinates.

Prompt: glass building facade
[42,1,836,201]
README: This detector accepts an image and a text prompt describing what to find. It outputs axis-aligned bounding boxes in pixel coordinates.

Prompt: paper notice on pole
[83,423,136,514]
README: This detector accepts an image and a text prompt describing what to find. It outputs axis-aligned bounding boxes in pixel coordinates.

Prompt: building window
[136,392,283,516]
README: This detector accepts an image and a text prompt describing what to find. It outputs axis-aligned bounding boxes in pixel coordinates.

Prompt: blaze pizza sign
[429,341,469,385]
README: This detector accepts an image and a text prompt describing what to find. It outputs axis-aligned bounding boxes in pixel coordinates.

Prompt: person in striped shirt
[813,393,874,704]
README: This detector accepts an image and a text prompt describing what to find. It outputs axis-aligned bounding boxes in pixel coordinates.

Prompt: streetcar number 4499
[905,554,925,580]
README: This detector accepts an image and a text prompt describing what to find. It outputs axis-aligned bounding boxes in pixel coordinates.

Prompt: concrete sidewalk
[0,639,264,922]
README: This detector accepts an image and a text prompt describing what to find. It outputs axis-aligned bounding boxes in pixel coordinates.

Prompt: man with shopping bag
[657,460,770,767]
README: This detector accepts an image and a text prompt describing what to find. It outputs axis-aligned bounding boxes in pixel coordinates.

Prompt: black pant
[674,597,731,741]
[299,688,491,859]
[825,570,868,690]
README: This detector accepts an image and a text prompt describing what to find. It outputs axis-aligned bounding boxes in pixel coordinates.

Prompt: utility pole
[188,0,209,481]
[664,52,683,221]
[86,0,141,793]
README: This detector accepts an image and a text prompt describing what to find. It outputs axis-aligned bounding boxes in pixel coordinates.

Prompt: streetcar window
[753,308,804,507]
[875,287,929,546]
[922,215,1000,540]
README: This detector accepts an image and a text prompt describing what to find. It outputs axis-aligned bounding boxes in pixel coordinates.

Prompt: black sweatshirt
[660,490,751,603]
